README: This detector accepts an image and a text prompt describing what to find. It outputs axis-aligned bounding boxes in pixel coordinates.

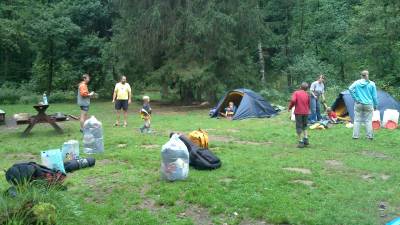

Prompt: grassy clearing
[0,101,399,225]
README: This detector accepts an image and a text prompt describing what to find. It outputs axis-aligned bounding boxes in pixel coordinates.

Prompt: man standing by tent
[349,70,378,140]
[112,75,132,127]
[309,75,326,123]
[77,74,95,132]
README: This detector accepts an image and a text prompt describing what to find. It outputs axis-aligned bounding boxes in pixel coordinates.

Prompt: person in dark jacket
[288,82,311,148]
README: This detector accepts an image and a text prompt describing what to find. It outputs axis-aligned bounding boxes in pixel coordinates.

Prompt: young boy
[326,107,338,123]
[220,101,237,119]
[140,96,152,133]
[288,82,310,148]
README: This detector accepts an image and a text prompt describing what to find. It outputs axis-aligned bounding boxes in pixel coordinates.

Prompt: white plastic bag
[161,134,189,181]
[41,149,66,173]
[83,116,104,154]
[61,140,79,161]
[290,107,296,121]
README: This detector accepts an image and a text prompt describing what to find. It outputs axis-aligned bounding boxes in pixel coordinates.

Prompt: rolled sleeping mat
[64,158,95,173]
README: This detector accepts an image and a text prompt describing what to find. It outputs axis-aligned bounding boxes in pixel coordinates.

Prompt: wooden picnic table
[22,105,63,137]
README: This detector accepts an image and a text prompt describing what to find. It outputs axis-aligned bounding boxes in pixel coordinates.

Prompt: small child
[140,96,152,133]
[220,101,236,119]
[326,107,338,123]
[288,82,310,148]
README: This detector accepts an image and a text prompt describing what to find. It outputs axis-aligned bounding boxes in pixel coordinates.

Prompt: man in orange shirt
[77,74,94,131]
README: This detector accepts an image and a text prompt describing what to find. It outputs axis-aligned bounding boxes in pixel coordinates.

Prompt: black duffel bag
[177,133,222,170]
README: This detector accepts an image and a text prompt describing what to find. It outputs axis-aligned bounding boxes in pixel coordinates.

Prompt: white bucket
[382,109,399,127]
[372,110,381,121]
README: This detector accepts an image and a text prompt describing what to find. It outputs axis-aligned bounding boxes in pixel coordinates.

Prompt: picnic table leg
[44,116,63,134]
[22,118,37,137]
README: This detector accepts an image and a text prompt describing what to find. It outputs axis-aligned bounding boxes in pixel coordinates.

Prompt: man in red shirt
[288,82,311,148]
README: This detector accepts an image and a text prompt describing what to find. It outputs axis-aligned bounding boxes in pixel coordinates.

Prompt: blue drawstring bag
[41,149,66,173]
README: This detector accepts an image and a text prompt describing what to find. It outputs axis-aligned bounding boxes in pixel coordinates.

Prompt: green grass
[0,102,399,225]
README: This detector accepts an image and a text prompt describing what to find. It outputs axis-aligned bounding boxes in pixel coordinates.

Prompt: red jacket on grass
[288,90,310,115]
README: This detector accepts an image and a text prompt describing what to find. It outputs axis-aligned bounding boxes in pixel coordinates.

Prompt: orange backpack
[188,129,209,149]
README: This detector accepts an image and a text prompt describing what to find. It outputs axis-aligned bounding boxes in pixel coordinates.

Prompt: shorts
[115,100,128,111]
[295,115,308,134]
[80,106,89,112]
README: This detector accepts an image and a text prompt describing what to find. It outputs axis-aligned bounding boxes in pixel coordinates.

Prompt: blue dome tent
[332,90,400,122]
[211,88,278,120]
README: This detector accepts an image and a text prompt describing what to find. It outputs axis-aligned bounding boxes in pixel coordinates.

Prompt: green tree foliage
[1,0,399,103]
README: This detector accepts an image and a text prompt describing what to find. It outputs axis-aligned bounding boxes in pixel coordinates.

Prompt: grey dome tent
[332,90,400,122]
[211,88,278,120]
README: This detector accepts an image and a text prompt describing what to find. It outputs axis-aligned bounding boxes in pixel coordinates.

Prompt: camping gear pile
[161,129,222,181]
[161,130,222,181]
[210,88,278,120]
[4,139,95,195]
[82,116,104,154]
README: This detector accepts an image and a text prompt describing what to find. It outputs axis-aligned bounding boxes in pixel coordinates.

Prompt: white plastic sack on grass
[41,149,65,173]
[61,140,79,161]
[161,134,189,181]
[83,116,104,154]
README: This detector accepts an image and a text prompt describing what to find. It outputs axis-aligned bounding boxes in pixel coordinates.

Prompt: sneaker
[297,141,305,148]
[352,137,359,140]
[139,127,144,133]
[303,138,309,146]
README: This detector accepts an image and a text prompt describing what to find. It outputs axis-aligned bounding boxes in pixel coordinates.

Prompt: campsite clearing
[1,102,400,225]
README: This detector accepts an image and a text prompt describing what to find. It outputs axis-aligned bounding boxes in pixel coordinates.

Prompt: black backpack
[5,162,66,186]
[178,134,222,170]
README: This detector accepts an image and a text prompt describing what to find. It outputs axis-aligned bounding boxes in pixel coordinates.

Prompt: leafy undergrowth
[0,102,399,225]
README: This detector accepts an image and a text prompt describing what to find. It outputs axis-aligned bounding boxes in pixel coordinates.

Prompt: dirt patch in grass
[227,128,240,133]
[97,159,130,167]
[117,143,127,148]
[380,174,390,180]
[361,173,391,181]
[325,160,344,169]
[179,205,213,225]
[235,140,273,146]
[361,151,390,159]
[210,135,273,146]
[361,174,374,180]
[220,177,235,185]
[210,135,235,143]
[239,219,272,225]
[290,180,314,186]
[283,167,312,174]
[141,144,161,149]
[135,184,164,213]
[5,152,37,162]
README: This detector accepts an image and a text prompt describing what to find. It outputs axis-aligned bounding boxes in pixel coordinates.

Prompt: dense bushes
[0,83,76,105]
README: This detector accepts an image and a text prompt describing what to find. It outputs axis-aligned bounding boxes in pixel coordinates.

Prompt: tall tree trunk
[48,38,54,95]
[2,50,9,83]
[340,61,345,81]
[258,41,265,83]
[285,2,292,88]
